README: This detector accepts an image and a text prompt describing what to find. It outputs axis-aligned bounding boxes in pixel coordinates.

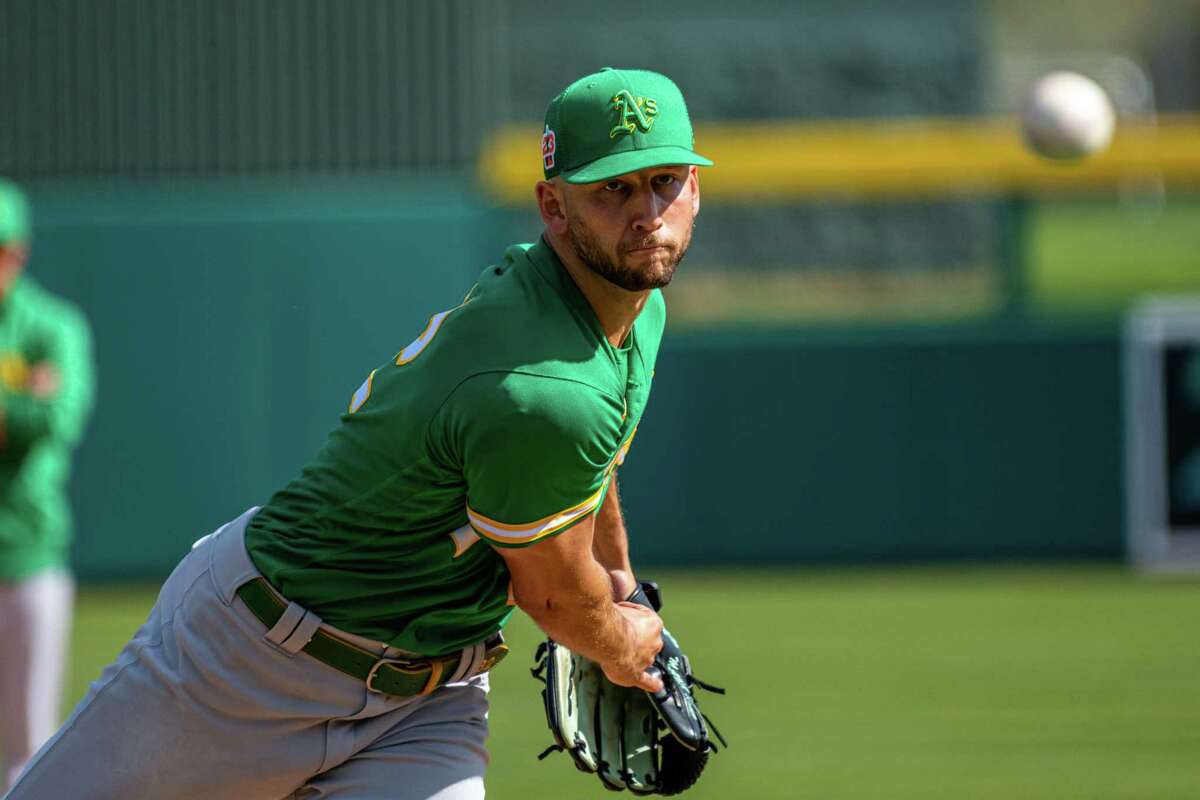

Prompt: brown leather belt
[235,577,508,697]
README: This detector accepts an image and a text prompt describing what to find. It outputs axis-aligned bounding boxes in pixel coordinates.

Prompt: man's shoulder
[12,278,91,337]
[428,245,612,387]
[454,241,565,324]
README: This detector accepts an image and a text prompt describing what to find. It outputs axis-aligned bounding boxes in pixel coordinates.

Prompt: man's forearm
[515,552,636,669]
[592,477,637,599]
[500,495,663,690]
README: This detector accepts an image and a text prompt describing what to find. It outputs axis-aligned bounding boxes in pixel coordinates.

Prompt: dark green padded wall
[618,325,1123,566]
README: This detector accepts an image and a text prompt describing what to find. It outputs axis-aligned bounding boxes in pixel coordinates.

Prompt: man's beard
[566,212,692,292]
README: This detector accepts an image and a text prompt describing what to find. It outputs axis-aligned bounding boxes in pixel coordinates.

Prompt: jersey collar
[527,237,607,332]
[526,237,640,378]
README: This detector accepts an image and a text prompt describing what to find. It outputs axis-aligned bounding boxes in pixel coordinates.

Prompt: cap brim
[562,146,713,184]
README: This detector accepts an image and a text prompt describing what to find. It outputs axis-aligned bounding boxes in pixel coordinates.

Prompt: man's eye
[653,174,679,186]
[602,181,624,192]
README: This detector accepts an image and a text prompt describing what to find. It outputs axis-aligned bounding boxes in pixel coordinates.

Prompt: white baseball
[1022,71,1116,160]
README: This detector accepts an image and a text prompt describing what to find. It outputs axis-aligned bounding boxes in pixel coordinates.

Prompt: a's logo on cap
[609,90,658,139]
[541,125,557,169]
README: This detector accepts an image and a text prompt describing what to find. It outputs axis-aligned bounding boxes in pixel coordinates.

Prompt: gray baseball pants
[0,568,74,792]
[3,508,492,800]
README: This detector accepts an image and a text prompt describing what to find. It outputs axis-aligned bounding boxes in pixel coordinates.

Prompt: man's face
[0,244,27,298]
[559,165,699,292]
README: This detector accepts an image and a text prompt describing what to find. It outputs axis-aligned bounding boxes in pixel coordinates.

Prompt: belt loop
[448,642,482,684]
[279,610,322,654]
[265,602,307,647]
[466,642,486,679]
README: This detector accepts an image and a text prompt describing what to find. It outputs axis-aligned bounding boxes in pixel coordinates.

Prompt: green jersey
[245,239,664,656]
[0,277,95,580]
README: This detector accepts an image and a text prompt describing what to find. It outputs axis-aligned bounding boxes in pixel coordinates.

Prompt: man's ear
[535,180,569,235]
[689,166,701,217]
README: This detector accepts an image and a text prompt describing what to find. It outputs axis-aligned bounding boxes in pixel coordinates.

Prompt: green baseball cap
[542,67,712,184]
[0,179,31,245]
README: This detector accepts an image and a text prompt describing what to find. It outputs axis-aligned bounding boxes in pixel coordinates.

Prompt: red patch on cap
[542,125,556,170]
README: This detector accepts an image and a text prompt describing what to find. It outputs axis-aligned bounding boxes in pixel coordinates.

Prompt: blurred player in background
[0,179,95,791]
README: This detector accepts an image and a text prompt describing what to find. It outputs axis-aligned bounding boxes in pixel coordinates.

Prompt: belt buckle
[477,642,510,673]
[365,657,443,697]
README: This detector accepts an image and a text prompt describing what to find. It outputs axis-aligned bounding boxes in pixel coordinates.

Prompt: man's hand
[602,601,663,692]
[27,363,60,398]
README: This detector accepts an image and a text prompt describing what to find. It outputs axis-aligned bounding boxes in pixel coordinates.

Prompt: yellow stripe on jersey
[612,426,637,468]
[465,427,636,546]
[467,477,610,545]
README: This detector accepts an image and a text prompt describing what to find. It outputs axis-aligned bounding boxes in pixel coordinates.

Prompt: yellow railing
[478,114,1200,204]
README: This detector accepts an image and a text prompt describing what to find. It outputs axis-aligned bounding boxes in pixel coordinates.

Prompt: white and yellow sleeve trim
[467,476,610,546]
[465,427,637,547]
[612,426,637,468]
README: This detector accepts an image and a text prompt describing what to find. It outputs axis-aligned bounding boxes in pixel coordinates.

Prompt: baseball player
[0,180,95,792]
[5,67,709,799]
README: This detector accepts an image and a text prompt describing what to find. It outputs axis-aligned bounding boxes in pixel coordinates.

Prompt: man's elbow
[513,584,606,626]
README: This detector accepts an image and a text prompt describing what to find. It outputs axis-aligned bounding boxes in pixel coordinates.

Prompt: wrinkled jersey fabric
[246,239,663,655]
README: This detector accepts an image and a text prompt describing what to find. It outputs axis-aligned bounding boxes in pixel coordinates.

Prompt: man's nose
[630,188,665,232]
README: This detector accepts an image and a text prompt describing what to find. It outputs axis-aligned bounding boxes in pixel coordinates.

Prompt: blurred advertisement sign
[1126,298,1200,570]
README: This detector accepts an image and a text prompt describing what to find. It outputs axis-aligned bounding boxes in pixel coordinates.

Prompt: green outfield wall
[23,182,1123,579]
[619,324,1122,565]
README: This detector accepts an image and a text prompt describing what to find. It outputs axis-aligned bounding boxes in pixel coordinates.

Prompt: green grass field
[1031,194,1200,311]
[66,566,1199,799]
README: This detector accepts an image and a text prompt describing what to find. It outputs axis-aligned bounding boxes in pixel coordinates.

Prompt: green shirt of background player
[0,181,95,582]
[0,178,95,791]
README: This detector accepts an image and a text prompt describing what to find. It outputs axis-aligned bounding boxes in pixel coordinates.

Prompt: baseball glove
[531,581,726,795]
